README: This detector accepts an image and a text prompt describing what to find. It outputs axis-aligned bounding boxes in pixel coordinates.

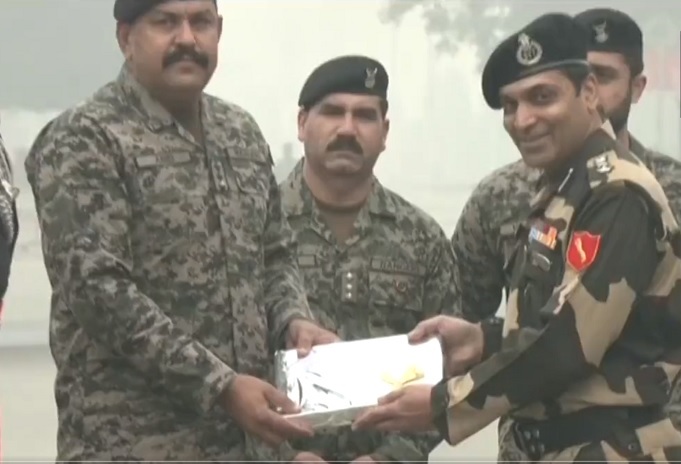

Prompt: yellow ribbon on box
[381,365,425,389]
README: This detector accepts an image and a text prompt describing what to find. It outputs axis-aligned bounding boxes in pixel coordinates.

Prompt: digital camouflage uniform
[0,130,17,324]
[436,127,681,462]
[452,135,681,462]
[24,66,313,461]
[277,159,457,463]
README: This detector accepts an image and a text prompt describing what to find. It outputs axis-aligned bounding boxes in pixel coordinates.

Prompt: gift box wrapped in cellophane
[274,334,443,430]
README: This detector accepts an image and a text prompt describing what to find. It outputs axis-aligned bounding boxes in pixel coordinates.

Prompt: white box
[274,334,443,429]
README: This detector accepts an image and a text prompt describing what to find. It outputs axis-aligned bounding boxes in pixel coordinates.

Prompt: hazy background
[0,0,679,460]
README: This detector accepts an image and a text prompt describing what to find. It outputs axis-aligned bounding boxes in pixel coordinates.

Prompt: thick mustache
[163,49,209,68]
[326,138,363,155]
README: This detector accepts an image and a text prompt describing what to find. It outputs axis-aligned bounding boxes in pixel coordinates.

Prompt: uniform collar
[115,65,213,141]
[541,121,615,188]
[280,158,399,220]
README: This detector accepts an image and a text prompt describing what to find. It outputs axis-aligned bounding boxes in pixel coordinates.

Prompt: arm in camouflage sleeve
[261,147,314,350]
[645,153,681,222]
[431,185,659,445]
[25,118,235,416]
[479,316,504,360]
[451,184,506,322]
[0,133,17,306]
[424,227,459,317]
[370,228,459,462]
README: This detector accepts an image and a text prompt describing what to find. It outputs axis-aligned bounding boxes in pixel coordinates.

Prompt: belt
[511,406,665,461]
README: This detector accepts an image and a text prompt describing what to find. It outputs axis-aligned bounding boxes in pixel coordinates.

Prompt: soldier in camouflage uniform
[0,127,18,326]
[352,13,681,462]
[276,56,457,463]
[449,8,681,461]
[24,0,338,460]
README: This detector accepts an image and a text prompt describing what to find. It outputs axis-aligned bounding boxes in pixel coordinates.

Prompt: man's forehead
[587,51,628,70]
[501,70,569,97]
[318,93,381,108]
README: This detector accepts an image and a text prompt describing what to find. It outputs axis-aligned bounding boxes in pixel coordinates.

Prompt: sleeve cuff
[270,312,312,351]
[480,317,504,361]
[430,380,450,443]
[368,452,393,462]
[196,362,237,415]
[277,442,299,462]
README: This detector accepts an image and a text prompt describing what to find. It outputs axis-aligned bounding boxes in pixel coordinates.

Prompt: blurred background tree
[379,0,679,67]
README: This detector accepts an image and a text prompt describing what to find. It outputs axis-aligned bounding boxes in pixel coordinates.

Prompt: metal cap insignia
[593,22,608,43]
[516,33,542,66]
[365,67,377,89]
[592,154,613,174]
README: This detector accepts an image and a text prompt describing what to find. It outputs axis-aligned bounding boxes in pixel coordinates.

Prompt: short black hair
[620,50,644,77]
[562,64,591,94]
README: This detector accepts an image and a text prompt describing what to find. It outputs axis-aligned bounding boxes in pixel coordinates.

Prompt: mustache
[326,136,363,155]
[162,47,209,69]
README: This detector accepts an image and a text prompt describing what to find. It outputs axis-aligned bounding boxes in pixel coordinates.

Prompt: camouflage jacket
[24,66,312,461]
[0,130,17,320]
[452,134,681,323]
[276,159,457,462]
[453,133,681,461]
[434,129,681,461]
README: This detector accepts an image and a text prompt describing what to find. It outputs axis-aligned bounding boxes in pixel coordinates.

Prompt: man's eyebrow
[590,64,618,74]
[318,102,345,110]
[502,83,558,99]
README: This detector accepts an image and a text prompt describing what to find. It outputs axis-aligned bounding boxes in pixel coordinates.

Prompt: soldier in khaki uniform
[450,8,681,461]
[24,0,338,460]
[277,56,457,463]
[352,13,681,462]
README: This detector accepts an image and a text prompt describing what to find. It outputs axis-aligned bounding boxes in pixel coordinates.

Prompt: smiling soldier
[352,13,681,463]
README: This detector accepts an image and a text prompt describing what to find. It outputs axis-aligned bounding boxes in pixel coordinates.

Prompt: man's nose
[174,19,197,46]
[513,103,538,131]
[337,112,357,135]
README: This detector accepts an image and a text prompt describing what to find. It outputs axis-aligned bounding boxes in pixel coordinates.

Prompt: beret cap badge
[516,33,543,66]
[365,68,378,89]
[593,22,608,43]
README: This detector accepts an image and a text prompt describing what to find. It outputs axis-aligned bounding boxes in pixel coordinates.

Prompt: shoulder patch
[585,150,617,189]
[566,231,601,272]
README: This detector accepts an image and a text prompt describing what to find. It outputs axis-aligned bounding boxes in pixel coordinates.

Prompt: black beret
[298,55,388,109]
[574,8,643,54]
[481,13,590,110]
[114,0,216,24]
